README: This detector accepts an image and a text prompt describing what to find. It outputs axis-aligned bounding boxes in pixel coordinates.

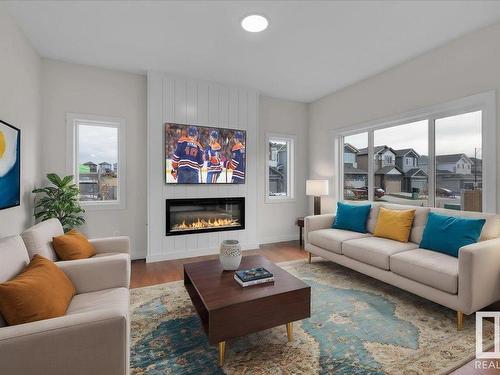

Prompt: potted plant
[33,173,85,232]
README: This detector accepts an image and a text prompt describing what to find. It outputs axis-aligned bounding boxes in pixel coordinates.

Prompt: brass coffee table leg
[286,322,293,341]
[218,341,226,366]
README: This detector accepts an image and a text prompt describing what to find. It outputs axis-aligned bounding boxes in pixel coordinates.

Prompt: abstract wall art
[0,120,21,210]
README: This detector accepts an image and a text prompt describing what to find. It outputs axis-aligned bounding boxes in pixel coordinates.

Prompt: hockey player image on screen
[205,130,222,183]
[171,126,204,183]
[224,131,246,184]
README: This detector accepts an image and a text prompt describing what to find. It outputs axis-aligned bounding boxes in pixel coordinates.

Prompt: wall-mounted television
[165,122,246,184]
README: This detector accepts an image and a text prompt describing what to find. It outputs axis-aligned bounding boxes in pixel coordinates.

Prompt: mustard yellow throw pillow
[52,229,96,261]
[373,207,416,243]
[0,255,75,325]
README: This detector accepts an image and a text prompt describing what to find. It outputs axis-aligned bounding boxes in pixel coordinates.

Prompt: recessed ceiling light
[241,14,268,33]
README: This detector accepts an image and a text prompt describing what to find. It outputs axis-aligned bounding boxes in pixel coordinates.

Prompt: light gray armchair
[21,218,130,288]
[0,234,130,375]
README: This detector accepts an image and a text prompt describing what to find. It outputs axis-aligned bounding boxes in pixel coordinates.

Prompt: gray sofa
[304,202,500,330]
[0,223,131,375]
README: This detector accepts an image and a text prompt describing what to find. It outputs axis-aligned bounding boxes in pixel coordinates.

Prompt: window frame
[265,133,296,203]
[66,113,127,210]
[332,91,496,212]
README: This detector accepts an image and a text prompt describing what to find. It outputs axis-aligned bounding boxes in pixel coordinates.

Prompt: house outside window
[266,134,295,202]
[66,113,126,210]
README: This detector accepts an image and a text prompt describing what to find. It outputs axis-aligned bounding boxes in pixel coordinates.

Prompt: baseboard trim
[146,242,261,263]
[259,234,299,244]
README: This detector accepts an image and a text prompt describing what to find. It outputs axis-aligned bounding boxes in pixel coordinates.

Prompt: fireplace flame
[173,218,240,231]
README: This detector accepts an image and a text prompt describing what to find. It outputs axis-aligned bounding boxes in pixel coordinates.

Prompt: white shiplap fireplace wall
[147,72,259,262]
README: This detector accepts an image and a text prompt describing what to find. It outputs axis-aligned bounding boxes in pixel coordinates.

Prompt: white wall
[309,20,500,213]
[0,4,41,236]
[41,60,147,259]
[147,72,259,261]
[258,96,308,243]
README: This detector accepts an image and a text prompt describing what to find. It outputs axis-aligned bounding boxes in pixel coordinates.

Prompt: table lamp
[306,180,329,215]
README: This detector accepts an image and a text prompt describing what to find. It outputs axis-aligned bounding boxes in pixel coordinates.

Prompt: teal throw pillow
[332,202,371,233]
[420,212,486,257]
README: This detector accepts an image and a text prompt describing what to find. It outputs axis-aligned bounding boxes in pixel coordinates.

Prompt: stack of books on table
[234,267,274,287]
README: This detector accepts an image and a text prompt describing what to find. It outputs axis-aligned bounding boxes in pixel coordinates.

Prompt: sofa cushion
[420,212,485,257]
[373,207,415,242]
[308,229,370,254]
[21,218,64,261]
[390,249,458,294]
[379,203,429,244]
[342,236,418,270]
[431,207,500,241]
[333,202,371,233]
[0,235,29,284]
[67,287,129,316]
[343,201,381,233]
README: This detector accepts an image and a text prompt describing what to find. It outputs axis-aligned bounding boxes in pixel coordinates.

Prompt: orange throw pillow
[0,255,75,325]
[52,230,96,260]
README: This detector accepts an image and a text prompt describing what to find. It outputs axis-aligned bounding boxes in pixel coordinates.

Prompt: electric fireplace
[166,197,245,236]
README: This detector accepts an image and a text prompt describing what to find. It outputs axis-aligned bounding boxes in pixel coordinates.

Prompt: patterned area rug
[130,259,493,374]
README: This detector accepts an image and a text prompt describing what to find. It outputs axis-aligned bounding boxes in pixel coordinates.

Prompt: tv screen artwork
[165,123,246,184]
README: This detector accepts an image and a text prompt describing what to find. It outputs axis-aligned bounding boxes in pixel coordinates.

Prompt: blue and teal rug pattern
[130,260,493,374]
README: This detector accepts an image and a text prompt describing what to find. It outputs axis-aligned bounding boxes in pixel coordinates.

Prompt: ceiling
[5,1,500,102]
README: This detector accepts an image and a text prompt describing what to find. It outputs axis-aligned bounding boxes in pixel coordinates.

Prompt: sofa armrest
[0,309,128,375]
[458,238,500,315]
[89,236,130,255]
[304,214,335,244]
[57,254,130,293]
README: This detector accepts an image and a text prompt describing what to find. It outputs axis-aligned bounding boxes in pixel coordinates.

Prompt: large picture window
[67,113,126,209]
[336,92,495,212]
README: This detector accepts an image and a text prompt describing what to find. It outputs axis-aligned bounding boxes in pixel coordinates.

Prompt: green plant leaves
[32,173,86,232]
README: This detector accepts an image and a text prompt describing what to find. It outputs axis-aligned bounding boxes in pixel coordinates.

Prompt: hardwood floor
[131,241,492,375]
[131,241,307,288]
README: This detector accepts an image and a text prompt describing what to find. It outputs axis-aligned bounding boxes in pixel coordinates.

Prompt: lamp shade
[306,180,329,196]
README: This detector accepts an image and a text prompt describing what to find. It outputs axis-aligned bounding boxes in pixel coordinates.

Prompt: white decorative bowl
[219,239,242,271]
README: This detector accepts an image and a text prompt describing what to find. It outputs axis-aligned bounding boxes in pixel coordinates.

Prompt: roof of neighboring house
[394,148,420,158]
[404,168,427,177]
[436,153,472,164]
[99,162,111,165]
[83,161,97,166]
[269,166,285,177]
[375,166,402,175]
[344,143,359,154]
[418,155,429,165]
[470,157,482,165]
[358,145,395,156]
[344,165,367,175]
[436,172,478,180]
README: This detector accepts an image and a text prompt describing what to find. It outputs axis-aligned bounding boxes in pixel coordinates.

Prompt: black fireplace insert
[166,197,245,236]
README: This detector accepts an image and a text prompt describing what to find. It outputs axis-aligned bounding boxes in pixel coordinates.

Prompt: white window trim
[332,91,496,212]
[265,133,296,203]
[66,113,127,210]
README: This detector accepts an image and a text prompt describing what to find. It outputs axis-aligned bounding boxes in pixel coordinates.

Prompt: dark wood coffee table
[183,255,311,366]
